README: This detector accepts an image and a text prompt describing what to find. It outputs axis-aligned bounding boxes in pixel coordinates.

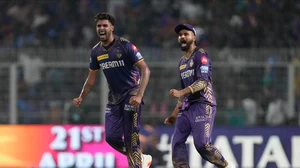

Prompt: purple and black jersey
[89,36,144,104]
[178,48,217,106]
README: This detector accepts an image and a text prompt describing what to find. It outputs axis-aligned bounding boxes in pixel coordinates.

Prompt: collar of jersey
[100,36,116,51]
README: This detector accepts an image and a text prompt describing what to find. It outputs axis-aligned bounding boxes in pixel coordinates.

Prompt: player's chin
[99,37,107,41]
[180,46,188,51]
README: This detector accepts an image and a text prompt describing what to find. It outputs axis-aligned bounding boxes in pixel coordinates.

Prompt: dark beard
[180,40,193,51]
[98,31,110,42]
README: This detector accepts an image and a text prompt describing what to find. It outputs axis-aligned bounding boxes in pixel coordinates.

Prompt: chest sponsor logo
[100,60,125,70]
[179,64,187,70]
[97,54,109,61]
[181,69,194,79]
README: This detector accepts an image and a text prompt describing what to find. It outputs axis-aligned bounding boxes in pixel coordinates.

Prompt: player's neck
[184,45,196,59]
[102,35,115,47]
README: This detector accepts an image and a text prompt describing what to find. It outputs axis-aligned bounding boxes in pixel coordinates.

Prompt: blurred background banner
[0,125,127,168]
[0,125,299,168]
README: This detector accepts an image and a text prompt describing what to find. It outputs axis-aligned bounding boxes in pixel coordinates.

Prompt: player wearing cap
[164,24,236,168]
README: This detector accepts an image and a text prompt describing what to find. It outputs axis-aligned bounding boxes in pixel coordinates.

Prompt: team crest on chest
[116,50,122,59]
[189,59,194,67]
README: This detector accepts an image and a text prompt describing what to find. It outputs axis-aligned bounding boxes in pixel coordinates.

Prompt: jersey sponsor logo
[100,60,125,70]
[105,107,111,113]
[179,64,187,70]
[200,65,208,73]
[136,52,143,59]
[181,69,194,79]
[201,56,208,64]
[124,104,134,111]
[195,115,206,122]
[97,54,109,61]
[132,44,138,52]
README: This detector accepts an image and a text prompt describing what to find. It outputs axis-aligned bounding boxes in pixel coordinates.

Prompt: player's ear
[111,25,114,32]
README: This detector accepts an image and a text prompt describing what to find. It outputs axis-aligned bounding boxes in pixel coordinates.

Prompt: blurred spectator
[19,53,44,88]
[1,1,300,48]
[223,97,245,126]
[48,100,63,124]
[242,98,264,126]
[265,98,290,126]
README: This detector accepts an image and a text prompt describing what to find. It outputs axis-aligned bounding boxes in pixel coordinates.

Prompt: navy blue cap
[174,24,197,35]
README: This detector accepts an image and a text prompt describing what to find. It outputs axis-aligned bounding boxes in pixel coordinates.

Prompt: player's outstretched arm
[164,101,181,125]
[73,70,98,107]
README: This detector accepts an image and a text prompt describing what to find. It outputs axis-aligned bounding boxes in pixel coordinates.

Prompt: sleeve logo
[131,44,138,52]
[201,56,208,64]
[136,52,143,59]
[200,66,209,73]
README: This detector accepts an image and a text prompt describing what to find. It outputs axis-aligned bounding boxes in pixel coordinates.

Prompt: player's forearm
[181,79,208,96]
[79,78,95,99]
[136,67,151,97]
[171,101,182,117]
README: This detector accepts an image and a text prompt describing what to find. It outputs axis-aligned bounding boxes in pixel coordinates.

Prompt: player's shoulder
[119,36,131,43]
[195,48,208,55]
[91,41,101,50]
[117,36,140,52]
[116,36,131,45]
[194,48,210,60]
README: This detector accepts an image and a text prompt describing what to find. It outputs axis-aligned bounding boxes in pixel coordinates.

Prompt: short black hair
[94,13,115,25]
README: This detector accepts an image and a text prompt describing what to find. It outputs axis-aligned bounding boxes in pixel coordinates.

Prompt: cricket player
[73,13,152,168]
[164,24,236,168]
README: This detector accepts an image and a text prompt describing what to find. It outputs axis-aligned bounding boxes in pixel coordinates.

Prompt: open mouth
[181,40,187,47]
[99,32,106,38]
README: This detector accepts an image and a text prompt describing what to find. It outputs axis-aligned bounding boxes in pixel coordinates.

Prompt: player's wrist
[136,93,143,97]
[78,95,85,100]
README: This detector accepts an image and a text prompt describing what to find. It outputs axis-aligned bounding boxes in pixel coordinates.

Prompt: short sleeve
[89,50,100,70]
[194,52,210,81]
[126,42,144,64]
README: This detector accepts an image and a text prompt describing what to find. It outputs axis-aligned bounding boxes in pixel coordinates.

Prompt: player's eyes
[96,24,108,28]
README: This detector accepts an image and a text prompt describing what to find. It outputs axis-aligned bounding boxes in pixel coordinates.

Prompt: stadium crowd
[0,0,299,127]
[1,0,300,48]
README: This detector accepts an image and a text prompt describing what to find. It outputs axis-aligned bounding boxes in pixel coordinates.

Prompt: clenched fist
[73,97,83,107]
[129,95,142,107]
[164,115,177,125]
[169,89,183,98]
